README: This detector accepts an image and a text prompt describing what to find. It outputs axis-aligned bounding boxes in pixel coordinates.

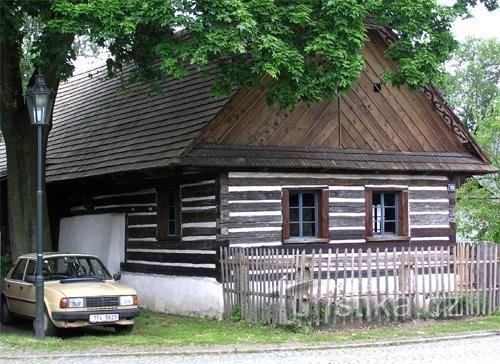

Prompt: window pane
[290,208,299,222]
[302,193,315,207]
[11,260,27,280]
[303,208,316,222]
[373,192,382,205]
[303,223,316,237]
[290,223,299,237]
[384,222,397,234]
[26,260,36,276]
[168,222,177,235]
[385,193,396,206]
[385,207,396,220]
[372,220,381,234]
[290,192,299,207]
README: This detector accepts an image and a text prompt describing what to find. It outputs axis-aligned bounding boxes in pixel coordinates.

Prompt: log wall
[63,174,220,278]
[219,171,455,250]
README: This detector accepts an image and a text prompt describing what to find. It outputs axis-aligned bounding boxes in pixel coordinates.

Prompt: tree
[0,0,497,259]
[439,37,500,131]
[456,98,499,242]
[440,38,499,242]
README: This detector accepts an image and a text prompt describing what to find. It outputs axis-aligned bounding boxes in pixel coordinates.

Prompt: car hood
[46,280,136,298]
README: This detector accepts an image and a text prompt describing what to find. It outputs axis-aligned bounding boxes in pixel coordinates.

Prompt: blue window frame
[372,191,398,236]
[289,191,318,238]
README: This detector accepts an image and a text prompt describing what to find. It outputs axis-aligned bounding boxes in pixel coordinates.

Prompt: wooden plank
[333,248,340,326]
[309,249,315,324]
[476,244,480,315]
[345,248,351,325]
[493,245,498,313]
[393,247,398,320]
[413,246,419,318]
[220,247,227,315]
[420,246,427,313]
[488,244,493,316]
[366,249,372,322]
[384,248,389,321]
[469,244,474,315]
[301,100,340,147]
[375,248,381,321]
[325,249,332,325]
[358,248,363,323]
[316,249,322,326]
[482,243,487,315]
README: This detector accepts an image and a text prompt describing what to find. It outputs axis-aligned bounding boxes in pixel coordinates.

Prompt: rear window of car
[10,259,28,280]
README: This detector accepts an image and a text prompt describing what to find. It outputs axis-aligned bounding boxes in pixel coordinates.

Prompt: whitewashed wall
[58,213,125,275]
[121,272,224,318]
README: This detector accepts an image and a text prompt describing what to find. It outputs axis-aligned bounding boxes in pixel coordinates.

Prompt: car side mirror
[113,273,121,281]
[25,275,35,284]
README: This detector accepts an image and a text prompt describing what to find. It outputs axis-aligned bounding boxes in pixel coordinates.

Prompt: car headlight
[119,295,135,306]
[60,297,85,308]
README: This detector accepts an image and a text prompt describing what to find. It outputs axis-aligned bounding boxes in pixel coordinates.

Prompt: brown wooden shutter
[156,188,168,240]
[399,190,409,237]
[365,190,372,237]
[319,189,330,239]
[282,189,290,241]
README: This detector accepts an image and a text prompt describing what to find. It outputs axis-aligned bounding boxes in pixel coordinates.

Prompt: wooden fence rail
[219,242,499,325]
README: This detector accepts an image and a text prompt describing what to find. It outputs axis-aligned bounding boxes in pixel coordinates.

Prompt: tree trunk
[1,29,52,260]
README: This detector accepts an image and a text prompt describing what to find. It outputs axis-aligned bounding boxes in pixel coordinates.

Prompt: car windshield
[42,256,112,281]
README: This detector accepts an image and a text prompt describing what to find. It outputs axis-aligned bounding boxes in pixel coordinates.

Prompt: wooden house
[0,28,495,316]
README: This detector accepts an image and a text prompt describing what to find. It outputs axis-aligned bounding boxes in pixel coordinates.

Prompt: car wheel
[115,324,134,334]
[33,309,58,336]
[1,296,14,325]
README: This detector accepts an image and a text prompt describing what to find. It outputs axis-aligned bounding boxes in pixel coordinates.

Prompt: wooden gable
[197,31,471,155]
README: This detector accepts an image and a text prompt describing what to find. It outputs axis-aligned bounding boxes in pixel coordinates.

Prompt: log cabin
[0,28,495,316]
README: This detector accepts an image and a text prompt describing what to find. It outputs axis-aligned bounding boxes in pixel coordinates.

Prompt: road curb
[1,329,500,360]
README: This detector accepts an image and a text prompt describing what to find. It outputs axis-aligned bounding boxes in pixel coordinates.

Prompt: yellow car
[1,252,139,336]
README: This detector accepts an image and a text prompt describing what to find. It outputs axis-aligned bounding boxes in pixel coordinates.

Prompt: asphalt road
[1,334,499,364]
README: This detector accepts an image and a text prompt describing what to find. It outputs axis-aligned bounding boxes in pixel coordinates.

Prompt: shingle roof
[184,144,498,173]
[41,63,231,181]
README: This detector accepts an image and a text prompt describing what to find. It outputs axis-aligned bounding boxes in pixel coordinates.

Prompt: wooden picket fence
[219,242,499,326]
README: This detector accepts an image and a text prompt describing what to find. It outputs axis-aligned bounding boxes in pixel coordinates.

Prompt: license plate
[89,314,119,323]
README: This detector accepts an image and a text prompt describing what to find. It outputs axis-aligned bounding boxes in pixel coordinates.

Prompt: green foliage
[439,38,500,131]
[1,0,497,111]
[439,38,499,243]
[457,177,499,243]
[1,254,12,279]
[230,305,243,321]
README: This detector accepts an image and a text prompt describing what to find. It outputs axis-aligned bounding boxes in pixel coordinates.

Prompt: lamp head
[26,72,55,126]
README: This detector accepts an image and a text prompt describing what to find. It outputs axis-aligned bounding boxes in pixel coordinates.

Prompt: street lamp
[26,71,54,340]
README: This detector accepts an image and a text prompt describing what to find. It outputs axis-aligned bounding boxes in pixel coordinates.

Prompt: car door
[21,260,37,317]
[4,259,28,315]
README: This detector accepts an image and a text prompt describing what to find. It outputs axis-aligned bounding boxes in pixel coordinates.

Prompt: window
[25,260,36,282]
[157,188,180,240]
[10,259,28,280]
[282,189,329,242]
[365,188,408,239]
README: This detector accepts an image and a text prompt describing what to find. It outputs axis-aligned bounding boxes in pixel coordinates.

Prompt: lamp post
[26,72,54,340]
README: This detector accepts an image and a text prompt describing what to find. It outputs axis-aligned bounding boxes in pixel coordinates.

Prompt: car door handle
[20,286,23,290]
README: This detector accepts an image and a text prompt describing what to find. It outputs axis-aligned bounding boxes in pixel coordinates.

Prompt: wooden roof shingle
[43,63,232,181]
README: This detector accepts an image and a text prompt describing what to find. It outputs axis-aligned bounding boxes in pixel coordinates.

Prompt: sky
[72,3,499,73]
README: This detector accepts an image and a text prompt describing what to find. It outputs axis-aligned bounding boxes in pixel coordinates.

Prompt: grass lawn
[1,310,499,352]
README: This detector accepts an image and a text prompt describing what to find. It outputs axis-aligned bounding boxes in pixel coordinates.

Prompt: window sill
[366,236,409,242]
[284,238,330,244]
